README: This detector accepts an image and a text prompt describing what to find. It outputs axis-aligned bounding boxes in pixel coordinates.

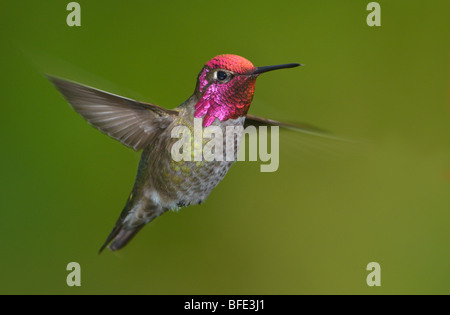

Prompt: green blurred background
[0,0,448,294]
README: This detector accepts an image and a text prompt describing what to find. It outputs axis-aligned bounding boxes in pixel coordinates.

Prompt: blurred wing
[47,76,178,151]
[244,114,355,143]
[245,114,327,134]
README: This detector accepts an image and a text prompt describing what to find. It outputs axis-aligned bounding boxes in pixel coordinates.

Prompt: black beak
[250,63,302,75]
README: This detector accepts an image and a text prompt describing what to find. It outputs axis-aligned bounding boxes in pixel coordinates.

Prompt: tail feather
[99,224,145,253]
[98,199,168,254]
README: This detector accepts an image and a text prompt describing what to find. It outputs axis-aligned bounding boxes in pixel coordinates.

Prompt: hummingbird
[48,54,310,253]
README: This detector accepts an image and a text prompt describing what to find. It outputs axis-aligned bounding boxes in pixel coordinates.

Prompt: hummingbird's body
[108,104,244,251]
[48,54,302,252]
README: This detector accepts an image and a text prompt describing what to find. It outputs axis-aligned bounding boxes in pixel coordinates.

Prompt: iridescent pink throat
[194,67,256,127]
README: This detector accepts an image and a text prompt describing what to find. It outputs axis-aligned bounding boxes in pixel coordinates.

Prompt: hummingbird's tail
[99,224,145,253]
[98,195,168,254]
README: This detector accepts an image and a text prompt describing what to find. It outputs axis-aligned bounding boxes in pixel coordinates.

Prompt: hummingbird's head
[194,54,301,127]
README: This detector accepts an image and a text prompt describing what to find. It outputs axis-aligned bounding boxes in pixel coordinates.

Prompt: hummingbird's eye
[216,71,228,81]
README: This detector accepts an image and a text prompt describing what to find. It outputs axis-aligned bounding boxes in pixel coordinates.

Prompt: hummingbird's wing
[245,114,327,134]
[244,114,356,143]
[47,76,178,151]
